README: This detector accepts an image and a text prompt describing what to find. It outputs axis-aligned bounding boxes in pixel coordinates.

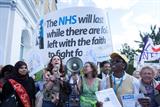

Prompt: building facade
[0,0,56,65]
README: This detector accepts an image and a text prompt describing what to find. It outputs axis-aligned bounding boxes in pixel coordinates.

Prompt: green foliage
[120,43,137,64]
[150,25,160,45]
[35,69,43,81]
[119,43,137,74]
[119,25,160,74]
[134,25,160,53]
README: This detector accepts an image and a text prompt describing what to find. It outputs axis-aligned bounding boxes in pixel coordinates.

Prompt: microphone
[52,64,60,79]
[53,64,60,72]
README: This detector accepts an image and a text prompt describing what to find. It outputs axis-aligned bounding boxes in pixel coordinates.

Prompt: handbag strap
[8,79,31,107]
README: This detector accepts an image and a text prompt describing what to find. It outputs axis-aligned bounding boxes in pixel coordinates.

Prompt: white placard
[38,7,113,64]
[121,94,137,107]
[25,48,44,76]
[95,88,122,107]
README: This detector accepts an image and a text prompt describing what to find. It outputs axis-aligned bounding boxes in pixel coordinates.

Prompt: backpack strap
[9,79,31,107]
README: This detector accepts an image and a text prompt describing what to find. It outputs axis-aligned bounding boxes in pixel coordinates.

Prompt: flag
[138,36,149,63]
[138,36,160,63]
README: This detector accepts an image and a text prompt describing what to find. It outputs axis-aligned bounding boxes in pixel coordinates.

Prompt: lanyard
[113,75,124,94]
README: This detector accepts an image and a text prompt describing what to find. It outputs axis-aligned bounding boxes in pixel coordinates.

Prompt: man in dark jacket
[98,61,110,79]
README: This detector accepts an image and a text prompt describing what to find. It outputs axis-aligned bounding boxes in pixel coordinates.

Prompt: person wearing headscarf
[2,61,36,107]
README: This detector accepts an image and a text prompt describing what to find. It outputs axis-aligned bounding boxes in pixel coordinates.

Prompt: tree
[119,43,137,74]
[135,25,160,64]
[119,25,160,74]
[135,25,160,53]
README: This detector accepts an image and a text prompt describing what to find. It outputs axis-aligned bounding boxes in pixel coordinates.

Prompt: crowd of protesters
[0,52,160,107]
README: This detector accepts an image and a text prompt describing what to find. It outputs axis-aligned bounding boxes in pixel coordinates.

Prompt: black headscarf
[2,61,36,107]
[14,61,29,80]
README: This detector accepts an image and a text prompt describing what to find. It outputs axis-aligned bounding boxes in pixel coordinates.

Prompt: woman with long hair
[79,62,101,107]
[42,55,71,107]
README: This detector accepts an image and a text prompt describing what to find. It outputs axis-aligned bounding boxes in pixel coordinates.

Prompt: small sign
[121,94,136,107]
[95,88,122,107]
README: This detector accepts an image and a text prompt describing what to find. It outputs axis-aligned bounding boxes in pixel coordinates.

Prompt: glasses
[110,59,124,64]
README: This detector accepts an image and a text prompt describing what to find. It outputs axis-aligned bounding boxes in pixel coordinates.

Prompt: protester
[98,61,111,90]
[1,65,15,82]
[105,52,140,105]
[0,65,14,97]
[0,65,15,103]
[34,69,44,107]
[155,69,160,81]
[138,66,160,107]
[98,61,111,79]
[132,70,141,79]
[78,62,101,107]
[2,61,36,107]
[42,55,71,107]
[68,71,81,107]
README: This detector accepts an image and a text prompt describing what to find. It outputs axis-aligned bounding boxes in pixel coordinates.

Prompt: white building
[0,0,38,65]
[0,0,56,65]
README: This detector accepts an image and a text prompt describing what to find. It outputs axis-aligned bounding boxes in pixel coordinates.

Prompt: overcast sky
[57,0,160,51]
[103,0,160,51]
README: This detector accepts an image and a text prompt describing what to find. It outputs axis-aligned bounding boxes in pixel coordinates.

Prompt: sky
[57,0,160,51]
[101,0,160,51]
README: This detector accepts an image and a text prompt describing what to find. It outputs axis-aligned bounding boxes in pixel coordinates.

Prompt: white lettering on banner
[141,52,160,61]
